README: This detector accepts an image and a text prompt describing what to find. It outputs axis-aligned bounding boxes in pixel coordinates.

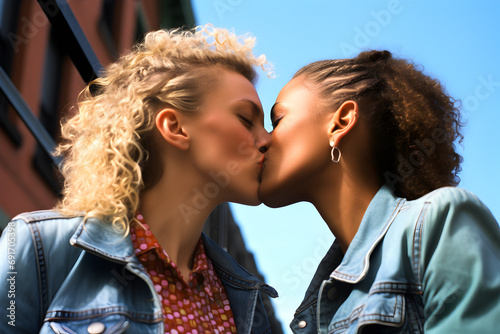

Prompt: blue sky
[191,1,500,331]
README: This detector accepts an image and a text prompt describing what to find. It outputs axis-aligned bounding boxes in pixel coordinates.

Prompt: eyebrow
[241,99,264,118]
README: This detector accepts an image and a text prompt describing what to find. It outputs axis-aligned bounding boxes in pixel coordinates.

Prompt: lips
[258,155,266,169]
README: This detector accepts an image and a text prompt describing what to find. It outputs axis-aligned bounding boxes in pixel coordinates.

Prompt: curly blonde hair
[55,24,270,231]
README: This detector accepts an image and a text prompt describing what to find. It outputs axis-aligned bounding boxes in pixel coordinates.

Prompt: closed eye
[238,115,254,128]
[271,116,282,129]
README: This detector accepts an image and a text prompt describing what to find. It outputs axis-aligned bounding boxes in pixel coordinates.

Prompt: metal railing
[37,0,104,84]
[0,0,104,168]
[0,66,62,167]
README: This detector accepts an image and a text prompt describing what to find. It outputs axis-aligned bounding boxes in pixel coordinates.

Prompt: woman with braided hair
[259,50,500,333]
[0,25,277,333]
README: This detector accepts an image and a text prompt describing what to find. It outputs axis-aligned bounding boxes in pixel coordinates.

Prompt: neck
[310,166,381,253]
[139,164,219,278]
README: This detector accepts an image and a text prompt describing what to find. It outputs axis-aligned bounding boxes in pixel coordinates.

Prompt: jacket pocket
[46,315,130,334]
[328,292,405,334]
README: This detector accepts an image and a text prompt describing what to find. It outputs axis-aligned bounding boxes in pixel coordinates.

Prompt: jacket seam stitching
[45,310,163,323]
[14,210,81,224]
[28,222,49,324]
[245,290,258,333]
[412,202,430,286]
[370,282,422,294]
[329,294,404,331]
[211,261,262,289]
[294,298,317,315]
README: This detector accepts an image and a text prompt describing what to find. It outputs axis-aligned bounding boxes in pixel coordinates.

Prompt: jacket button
[87,322,106,334]
[298,320,307,328]
[327,287,338,301]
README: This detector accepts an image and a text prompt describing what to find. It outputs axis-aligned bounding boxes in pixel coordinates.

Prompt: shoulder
[390,187,498,262]
[410,190,500,330]
[399,186,494,226]
[416,186,483,206]
[12,209,82,224]
[10,210,85,246]
[12,209,84,226]
[410,187,500,268]
[409,186,495,226]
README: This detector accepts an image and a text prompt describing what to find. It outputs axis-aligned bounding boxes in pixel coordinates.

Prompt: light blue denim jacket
[290,185,500,334]
[0,210,278,333]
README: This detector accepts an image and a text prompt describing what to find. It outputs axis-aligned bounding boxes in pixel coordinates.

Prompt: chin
[246,198,263,206]
[230,183,262,206]
[259,195,292,208]
[258,184,290,208]
[259,173,305,208]
[233,195,262,206]
[258,177,276,207]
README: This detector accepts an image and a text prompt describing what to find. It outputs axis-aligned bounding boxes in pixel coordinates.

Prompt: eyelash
[239,115,254,128]
[271,116,282,129]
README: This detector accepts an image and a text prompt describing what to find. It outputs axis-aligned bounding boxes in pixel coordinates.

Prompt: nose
[256,128,271,153]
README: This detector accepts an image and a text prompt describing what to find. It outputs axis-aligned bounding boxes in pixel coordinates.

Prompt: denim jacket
[290,185,500,334]
[0,210,278,334]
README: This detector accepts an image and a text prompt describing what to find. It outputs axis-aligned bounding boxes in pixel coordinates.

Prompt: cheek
[275,138,314,179]
[220,127,255,163]
[201,121,256,167]
[217,119,259,162]
[264,124,326,187]
[235,134,258,162]
[273,123,316,167]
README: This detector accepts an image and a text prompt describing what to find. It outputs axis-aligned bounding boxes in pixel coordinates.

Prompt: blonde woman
[0,25,276,333]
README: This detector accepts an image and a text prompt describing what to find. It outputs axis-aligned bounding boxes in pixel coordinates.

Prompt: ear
[327,100,359,147]
[155,108,190,150]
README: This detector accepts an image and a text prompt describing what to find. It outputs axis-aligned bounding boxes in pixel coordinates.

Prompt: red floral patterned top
[130,213,238,334]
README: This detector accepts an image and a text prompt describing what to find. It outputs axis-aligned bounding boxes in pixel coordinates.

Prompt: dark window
[0,1,22,146]
[0,207,9,236]
[135,3,149,43]
[98,0,118,58]
[32,27,64,195]
[159,0,195,29]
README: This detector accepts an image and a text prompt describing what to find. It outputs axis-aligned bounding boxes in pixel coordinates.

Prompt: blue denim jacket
[0,210,278,333]
[290,185,500,334]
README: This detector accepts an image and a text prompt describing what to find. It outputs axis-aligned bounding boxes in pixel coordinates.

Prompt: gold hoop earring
[330,146,341,163]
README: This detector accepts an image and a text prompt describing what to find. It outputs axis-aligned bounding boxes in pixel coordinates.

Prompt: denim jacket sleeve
[0,219,42,333]
[418,187,500,333]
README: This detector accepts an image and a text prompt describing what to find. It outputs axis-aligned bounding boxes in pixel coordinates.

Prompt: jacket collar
[331,185,406,284]
[70,217,140,265]
[202,234,278,334]
[70,217,278,298]
[202,234,278,298]
[293,241,343,315]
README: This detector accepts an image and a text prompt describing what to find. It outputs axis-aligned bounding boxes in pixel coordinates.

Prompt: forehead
[272,77,328,121]
[196,70,264,116]
[277,77,320,103]
[195,70,264,123]
[201,70,262,110]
